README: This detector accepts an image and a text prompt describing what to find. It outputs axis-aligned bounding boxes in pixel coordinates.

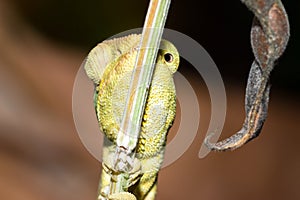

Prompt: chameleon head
[157,39,180,74]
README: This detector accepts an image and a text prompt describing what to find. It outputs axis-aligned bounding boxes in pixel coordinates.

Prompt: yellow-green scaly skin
[84,34,179,200]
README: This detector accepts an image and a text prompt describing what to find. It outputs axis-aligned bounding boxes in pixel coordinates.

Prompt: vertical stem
[117,0,171,151]
[110,0,171,196]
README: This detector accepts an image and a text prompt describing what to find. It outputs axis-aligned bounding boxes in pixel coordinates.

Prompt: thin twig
[110,0,171,195]
[205,0,290,151]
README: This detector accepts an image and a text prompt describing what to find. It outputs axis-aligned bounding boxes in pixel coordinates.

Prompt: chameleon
[84,34,180,200]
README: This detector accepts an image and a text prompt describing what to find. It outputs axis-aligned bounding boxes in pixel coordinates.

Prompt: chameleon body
[84,34,179,200]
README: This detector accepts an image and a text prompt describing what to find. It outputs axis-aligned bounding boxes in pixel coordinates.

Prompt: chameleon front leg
[98,162,141,200]
[99,151,163,200]
[98,138,144,200]
[144,184,157,200]
[98,141,165,200]
[129,149,165,200]
[130,171,158,200]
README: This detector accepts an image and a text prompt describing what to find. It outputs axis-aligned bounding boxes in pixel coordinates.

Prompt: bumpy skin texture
[84,34,179,200]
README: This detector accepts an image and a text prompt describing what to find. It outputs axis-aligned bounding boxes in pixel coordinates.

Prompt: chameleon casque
[84,34,180,200]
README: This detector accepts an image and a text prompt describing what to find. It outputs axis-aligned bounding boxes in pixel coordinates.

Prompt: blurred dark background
[0,0,299,199]
[11,0,300,92]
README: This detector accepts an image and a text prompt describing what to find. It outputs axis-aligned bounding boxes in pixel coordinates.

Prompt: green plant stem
[111,0,171,196]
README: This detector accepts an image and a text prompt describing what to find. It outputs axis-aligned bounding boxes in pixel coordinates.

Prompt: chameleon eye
[164,53,173,63]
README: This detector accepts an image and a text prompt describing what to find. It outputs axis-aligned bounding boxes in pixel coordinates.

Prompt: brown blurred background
[0,0,299,199]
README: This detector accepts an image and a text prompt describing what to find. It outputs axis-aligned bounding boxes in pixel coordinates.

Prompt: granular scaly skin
[84,34,179,200]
